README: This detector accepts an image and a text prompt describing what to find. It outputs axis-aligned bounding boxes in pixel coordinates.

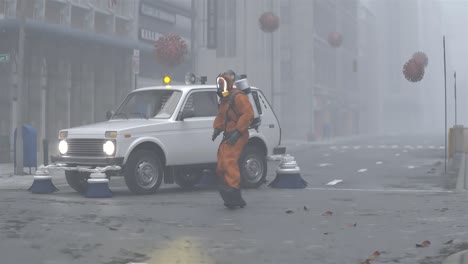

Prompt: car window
[252,91,263,115]
[183,91,218,118]
[113,90,182,119]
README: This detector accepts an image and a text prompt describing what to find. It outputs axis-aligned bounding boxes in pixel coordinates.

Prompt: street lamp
[15,0,26,175]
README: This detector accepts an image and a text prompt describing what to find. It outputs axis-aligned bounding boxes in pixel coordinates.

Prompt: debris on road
[322,211,333,216]
[362,251,381,264]
[416,240,431,247]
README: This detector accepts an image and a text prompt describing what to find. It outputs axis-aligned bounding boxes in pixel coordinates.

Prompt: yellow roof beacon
[163,75,171,86]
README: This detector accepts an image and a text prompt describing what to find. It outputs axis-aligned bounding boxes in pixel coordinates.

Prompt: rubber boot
[220,186,246,209]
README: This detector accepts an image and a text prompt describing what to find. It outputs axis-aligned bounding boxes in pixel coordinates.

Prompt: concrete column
[453,125,464,154]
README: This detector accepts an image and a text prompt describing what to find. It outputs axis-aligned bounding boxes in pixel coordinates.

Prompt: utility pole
[15,0,26,176]
[454,71,457,125]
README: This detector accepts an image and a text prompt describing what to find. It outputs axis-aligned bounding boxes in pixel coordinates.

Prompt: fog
[1,0,468,158]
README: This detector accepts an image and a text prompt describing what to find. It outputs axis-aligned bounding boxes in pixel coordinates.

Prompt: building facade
[193,0,372,141]
[137,0,193,87]
[0,0,146,161]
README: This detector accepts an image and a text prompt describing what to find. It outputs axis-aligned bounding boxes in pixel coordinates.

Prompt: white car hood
[64,119,167,136]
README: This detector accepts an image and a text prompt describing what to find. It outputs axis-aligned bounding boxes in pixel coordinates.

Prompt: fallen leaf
[285,210,294,214]
[372,251,381,258]
[444,239,454,245]
[323,232,329,235]
[304,206,309,211]
[322,211,333,216]
[416,240,431,247]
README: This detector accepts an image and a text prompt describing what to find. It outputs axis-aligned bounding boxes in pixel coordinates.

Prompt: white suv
[52,84,285,194]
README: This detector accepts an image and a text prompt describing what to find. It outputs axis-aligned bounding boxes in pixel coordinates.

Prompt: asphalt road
[1,134,467,264]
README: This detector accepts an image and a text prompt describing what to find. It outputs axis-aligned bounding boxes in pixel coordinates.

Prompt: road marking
[403,150,408,153]
[330,146,337,150]
[342,146,349,149]
[367,145,374,148]
[318,163,332,167]
[353,146,361,149]
[376,161,383,165]
[144,237,213,264]
[326,180,343,186]
[417,145,423,149]
[395,153,401,157]
[408,165,416,169]
[340,150,346,153]
[305,187,453,193]
[323,153,331,157]
[439,146,445,149]
[391,145,399,149]
[429,146,435,149]
[379,145,386,148]
[357,168,368,173]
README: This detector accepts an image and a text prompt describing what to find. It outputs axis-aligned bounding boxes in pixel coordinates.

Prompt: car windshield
[112,90,182,120]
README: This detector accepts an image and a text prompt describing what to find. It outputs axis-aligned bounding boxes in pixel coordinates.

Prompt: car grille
[67,139,106,157]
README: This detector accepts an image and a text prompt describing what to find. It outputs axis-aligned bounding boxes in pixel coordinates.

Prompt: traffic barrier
[84,172,112,198]
[269,154,307,188]
[28,166,58,194]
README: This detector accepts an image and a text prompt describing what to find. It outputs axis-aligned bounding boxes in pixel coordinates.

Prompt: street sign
[0,54,10,63]
[132,49,139,74]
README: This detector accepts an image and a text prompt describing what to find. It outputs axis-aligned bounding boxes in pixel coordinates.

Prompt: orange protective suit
[213,74,254,189]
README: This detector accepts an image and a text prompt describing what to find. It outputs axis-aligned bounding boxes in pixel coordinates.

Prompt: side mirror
[180,109,195,121]
[106,110,114,120]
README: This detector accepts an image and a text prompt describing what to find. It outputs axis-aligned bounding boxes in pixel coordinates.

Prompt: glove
[226,130,242,145]
[212,128,222,141]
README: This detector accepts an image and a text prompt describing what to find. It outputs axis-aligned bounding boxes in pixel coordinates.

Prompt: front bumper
[51,155,124,167]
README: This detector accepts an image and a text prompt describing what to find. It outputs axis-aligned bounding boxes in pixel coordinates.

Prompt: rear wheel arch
[247,136,267,156]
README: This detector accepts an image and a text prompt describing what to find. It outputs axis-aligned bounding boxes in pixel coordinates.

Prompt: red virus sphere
[154,33,188,68]
[259,12,280,33]
[328,32,343,47]
[403,58,425,82]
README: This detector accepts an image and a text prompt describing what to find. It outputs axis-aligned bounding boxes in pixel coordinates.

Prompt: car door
[172,90,220,164]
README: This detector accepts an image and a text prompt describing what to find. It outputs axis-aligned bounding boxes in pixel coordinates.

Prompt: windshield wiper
[112,113,128,119]
[129,112,148,119]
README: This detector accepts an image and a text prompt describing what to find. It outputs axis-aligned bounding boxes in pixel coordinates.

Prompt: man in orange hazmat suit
[212,72,254,208]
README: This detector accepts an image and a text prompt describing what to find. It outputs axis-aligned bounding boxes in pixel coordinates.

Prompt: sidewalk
[0,163,64,189]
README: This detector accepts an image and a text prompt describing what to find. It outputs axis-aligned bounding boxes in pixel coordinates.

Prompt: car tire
[239,145,267,188]
[174,169,203,189]
[65,171,90,194]
[124,149,164,195]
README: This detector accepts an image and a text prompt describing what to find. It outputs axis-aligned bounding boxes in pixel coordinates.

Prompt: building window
[216,0,236,57]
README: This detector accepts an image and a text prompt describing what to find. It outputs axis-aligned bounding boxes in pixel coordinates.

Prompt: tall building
[193,0,370,141]
[0,0,142,160]
[373,0,443,134]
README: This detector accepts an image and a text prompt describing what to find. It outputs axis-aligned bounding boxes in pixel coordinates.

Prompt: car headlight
[59,140,68,155]
[103,141,115,156]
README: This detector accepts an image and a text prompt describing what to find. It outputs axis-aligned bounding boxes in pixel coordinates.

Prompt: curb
[442,249,468,264]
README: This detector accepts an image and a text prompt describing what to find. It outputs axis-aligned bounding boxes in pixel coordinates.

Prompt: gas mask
[216,76,230,98]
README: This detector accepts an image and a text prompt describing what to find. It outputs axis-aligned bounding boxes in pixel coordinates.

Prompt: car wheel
[239,145,267,188]
[174,170,203,189]
[124,149,164,194]
[65,170,90,194]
